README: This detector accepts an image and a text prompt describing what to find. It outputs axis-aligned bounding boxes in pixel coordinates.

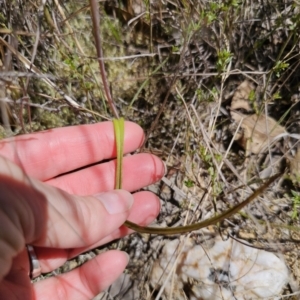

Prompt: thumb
[0,155,134,279]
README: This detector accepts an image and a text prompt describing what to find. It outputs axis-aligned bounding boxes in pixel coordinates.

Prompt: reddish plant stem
[89,0,119,118]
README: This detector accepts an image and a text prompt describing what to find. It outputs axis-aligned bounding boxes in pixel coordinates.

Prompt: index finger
[0,121,144,181]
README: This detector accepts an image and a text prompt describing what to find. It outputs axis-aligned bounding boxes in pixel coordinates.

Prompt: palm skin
[0,121,164,300]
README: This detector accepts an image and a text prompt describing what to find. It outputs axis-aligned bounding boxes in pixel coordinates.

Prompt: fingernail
[94,190,134,215]
[122,251,130,264]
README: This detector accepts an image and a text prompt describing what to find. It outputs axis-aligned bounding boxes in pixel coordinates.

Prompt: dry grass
[1,0,300,299]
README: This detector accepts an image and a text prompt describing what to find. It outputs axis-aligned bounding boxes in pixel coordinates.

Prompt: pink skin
[0,121,164,300]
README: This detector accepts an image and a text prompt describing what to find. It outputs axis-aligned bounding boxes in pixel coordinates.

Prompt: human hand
[0,121,164,300]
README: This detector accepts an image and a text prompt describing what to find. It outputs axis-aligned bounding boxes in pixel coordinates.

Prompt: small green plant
[187,20,201,33]
[196,88,204,102]
[196,88,218,103]
[217,49,232,72]
[198,146,223,197]
[228,0,241,7]
[248,90,255,102]
[248,90,259,114]
[273,60,289,77]
[215,153,223,163]
[64,54,80,72]
[209,87,219,102]
[172,45,180,53]
[272,91,282,100]
[200,1,222,23]
[199,145,212,165]
[184,178,194,188]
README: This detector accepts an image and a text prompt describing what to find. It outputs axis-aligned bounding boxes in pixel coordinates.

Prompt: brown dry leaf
[231,111,286,154]
[288,146,300,178]
[231,80,255,111]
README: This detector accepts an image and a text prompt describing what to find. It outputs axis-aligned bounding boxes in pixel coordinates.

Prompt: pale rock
[151,237,289,299]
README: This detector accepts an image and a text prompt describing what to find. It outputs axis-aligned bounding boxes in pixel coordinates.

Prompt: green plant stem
[113,118,281,235]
